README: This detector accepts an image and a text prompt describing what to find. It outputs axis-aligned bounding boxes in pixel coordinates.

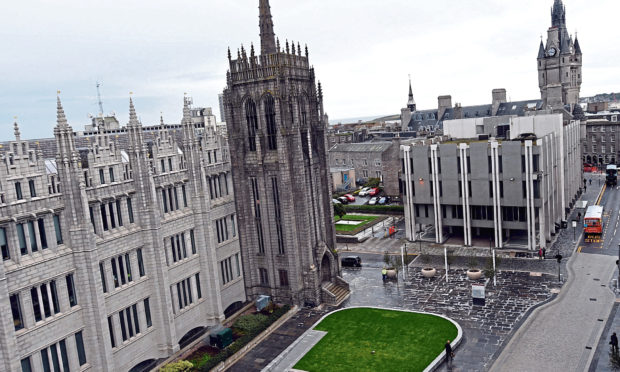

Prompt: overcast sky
[1,0,618,141]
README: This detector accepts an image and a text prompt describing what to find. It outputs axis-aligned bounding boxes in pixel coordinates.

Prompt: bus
[607,164,617,186]
[584,163,593,173]
[584,205,603,235]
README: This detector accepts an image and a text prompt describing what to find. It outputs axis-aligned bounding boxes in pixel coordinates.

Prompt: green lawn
[294,308,458,372]
[334,215,379,232]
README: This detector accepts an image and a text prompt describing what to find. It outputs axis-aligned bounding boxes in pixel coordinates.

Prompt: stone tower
[222,0,345,306]
[538,0,582,111]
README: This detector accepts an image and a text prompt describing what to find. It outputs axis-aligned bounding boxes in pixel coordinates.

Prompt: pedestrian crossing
[338,237,406,255]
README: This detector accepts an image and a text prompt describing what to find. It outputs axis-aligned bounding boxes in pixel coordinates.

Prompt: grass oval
[293,307,458,372]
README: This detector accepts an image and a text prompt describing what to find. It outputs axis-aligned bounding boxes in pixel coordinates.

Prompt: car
[378,197,387,205]
[332,199,341,204]
[337,196,349,204]
[368,187,380,196]
[344,194,355,202]
[359,187,371,196]
[341,256,362,267]
[369,197,378,205]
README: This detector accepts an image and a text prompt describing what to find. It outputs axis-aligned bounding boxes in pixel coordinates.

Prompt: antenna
[96,82,104,117]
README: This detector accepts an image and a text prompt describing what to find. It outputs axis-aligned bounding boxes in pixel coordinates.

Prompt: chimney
[454,103,463,120]
[438,95,452,120]
[492,88,507,116]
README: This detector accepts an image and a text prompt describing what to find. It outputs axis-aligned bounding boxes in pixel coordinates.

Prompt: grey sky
[0,0,618,141]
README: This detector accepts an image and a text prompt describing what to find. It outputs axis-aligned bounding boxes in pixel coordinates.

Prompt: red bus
[583,163,593,172]
[584,205,603,235]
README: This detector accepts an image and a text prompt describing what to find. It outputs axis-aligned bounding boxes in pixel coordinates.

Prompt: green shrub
[343,205,404,214]
[160,360,193,372]
[233,314,269,334]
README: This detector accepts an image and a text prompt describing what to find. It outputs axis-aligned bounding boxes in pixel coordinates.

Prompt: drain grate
[586,346,593,350]
[594,278,601,281]
[598,319,604,322]
[590,298,597,301]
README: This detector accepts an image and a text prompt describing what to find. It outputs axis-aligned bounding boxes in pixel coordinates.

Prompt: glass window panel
[75,331,87,365]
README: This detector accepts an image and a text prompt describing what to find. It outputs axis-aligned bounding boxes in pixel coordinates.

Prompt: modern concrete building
[222,0,347,307]
[0,96,245,372]
[401,113,582,250]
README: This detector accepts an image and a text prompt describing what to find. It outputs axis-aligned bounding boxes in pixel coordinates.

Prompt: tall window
[10,294,23,331]
[250,178,265,254]
[190,229,196,254]
[137,248,145,277]
[53,214,63,245]
[144,298,152,328]
[28,180,36,197]
[195,273,202,299]
[279,269,289,287]
[109,167,115,182]
[271,178,285,254]
[99,169,105,184]
[265,95,278,150]
[27,221,37,252]
[127,198,134,223]
[20,357,32,372]
[182,185,188,207]
[17,223,26,255]
[37,219,47,249]
[259,268,269,285]
[1,227,9,260]
[66,274,77,307]
[15,182,23,200]
[108,316,116,348]
[116,200,123,227]
[245,99,258,151]
[75,331,87,365]
[100,263,107,293]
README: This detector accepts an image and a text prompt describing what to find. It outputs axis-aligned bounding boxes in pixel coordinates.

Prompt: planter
[387,269,397,279]
[421,267,436,278]
[467,269,482,280]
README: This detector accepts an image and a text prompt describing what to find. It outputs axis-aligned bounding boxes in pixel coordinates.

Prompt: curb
[262,306,463,372]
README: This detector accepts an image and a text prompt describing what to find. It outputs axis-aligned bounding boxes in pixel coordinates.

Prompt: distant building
[582,111,620,165]
[401,113,581,251]
[328,142,400,196]
[330,167,356,192]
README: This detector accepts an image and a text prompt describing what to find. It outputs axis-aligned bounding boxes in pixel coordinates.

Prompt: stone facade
[0,96,244,372]
[222,0,342,307]
[582,112,620,165]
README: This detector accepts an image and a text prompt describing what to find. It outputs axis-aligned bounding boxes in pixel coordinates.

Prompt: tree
[160,361,194,372]
[334,203,346,218]
[365,178,381,188]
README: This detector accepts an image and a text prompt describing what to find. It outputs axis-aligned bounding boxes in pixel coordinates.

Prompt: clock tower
[538,0,582,112]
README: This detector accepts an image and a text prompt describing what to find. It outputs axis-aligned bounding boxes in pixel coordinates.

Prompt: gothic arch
[244,98,258,152]
[320,253,332,283]
[128,359,158,372]
[179,326,207,349]
[263,94,278,150]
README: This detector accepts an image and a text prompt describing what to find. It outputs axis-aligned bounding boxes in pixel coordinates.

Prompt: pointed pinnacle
[56,95,68,127]
[13,119,20,139]
[129,97,139,126]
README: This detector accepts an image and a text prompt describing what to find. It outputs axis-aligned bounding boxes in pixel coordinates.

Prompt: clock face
[548,47,557,57]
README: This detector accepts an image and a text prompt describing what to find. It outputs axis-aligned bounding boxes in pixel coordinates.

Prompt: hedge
[343,205,404,214]
[198,305,291,371]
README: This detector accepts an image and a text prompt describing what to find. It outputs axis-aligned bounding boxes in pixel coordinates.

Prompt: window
[125,308,134,337]
[162,189,168,213]
[38,219,47,249]
[195,273,202,299]
[66,274,77,307]
[118,256,126,285]
[137,248,145,277]
[127,198,134,223]
[15,182,23,200]
[50,281,59,314]
[59,340,69,372]
[271,178,284,254]
[10,294,23,331]
[31,287,42,322]
[20,357,32,372]
[245,99,258,151]
[108,202,116,229]
[168,158,173,172]
[119,310,127,341]
[111,259,119,288]
[279,269,289,287]
[75,331,87,365]
[250,178,265,254]
[53,214,63,245]
[109,167,115,182]
[259,268,269,285]
[89,207,96,233]
[27,221,37,252]
[235,254,241,276]
[125,253,133,282]
[101,204,109,231]
[190,230,196,254]
[40,349,50,372]
[231,215,236,237]
[108,316,116,348]
[1,227,9,260]
[116,200,123,226]
[265,95,278,150]
[144,298,152,328]
[132,304,140,334]
[99,169,105,184]
[28,180,36,197]
[100,263,107,293]
[182,185,188,207]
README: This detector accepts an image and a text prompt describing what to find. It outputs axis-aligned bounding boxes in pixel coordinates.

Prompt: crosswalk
[338,237,406,254]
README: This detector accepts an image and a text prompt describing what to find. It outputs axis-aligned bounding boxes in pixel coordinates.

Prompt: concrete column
[32,220,43,252]
[491,142,503,248]
[45,282,54,314]
[44,215,56,251]
[57,274,70,311]
[35,286,45,321]
[112,313,123,346]
[93,204,105,236]
[22,222,32,255]
[21,289,35,328]
[6,225,21,264]
[105,202,114,230]
[460,144,472,246]
[430,145,442,243]
[402,145,416,241]
[119,198,130,228]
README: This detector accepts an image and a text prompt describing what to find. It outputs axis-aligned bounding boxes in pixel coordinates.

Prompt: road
[491,176,620,372]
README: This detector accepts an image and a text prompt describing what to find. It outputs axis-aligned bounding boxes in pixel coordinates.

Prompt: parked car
[333,199,341,204]
[368,187,380,196]
[337,196,349,204]
[359,187,371,196]
[369,197,378,205]
[344,194,355,202]
[378,197,387,205]
[341,256,362,267]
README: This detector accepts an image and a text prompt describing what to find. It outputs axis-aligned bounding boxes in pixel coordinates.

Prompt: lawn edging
[263,306,463,372]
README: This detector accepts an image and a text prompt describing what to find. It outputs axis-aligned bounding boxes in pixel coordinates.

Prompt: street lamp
[555,254,563,283]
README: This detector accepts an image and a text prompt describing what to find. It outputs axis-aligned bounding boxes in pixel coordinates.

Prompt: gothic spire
[259,0,277,55]
[538,40,546,59]
[128,96,139,127]
[551,0,566,28]
[407,76,416,111]
[56,93,69,128]
[574,35,582,55]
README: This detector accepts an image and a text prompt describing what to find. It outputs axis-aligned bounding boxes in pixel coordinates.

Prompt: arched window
[245,99,258,151]
[264,95,277,150]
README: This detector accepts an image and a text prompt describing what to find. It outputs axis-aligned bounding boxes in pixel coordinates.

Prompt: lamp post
[555,254,563,283]
[444,246,449,283]
[492,248,497,286]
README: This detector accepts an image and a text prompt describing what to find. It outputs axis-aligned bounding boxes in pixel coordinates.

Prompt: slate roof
[329,142,392,153]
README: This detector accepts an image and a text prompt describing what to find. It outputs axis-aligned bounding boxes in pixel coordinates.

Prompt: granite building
[222,0,348,307]
[0,96,245,372]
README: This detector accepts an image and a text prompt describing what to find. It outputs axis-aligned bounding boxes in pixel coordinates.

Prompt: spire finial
[285,39,290,54]
[160,112,165,128]
[305,44,308,58]
[13,117,21,140]
[291,41,296,55]
[128,96,139,126]
[259,0,277,55]
[227,47,231,60]
[277,37,281,51]
[297,42,301,56]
